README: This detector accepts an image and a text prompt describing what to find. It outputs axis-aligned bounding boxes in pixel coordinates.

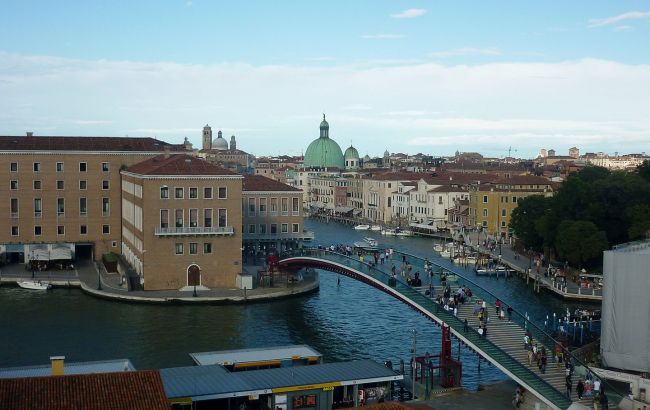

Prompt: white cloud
[614,25,634,32]
[1,52,649,156]
[429,47,502,58]
[391,9,427,19]
[361,34,405,39]
[588,11,650,27]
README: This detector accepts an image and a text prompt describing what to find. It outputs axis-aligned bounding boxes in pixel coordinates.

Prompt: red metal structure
[414,323,462,389]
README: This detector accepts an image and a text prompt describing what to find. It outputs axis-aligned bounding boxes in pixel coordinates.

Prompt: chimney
[50,356,65,376]
[163,145,171,159]
[26,131,33,138]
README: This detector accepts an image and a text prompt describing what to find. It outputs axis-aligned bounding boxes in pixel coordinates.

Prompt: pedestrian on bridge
[566,377,573,399]
[507,305,513,321]
[380,252,385,265]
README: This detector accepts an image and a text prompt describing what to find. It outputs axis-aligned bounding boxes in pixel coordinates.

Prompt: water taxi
[354,224,371,230]
[17,280,52,290]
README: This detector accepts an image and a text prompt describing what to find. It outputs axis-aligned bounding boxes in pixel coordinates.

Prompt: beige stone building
[242,175,313,256]
[121,154,243,290]
[0,134,186,264]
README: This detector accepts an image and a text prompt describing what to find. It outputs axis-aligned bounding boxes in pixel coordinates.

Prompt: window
[270,224,278,234]
[101,162,109,172]
[259,198,267,215]
[203,209,212,228]
[33,162,41,172]
[218,187,227,199]
[438,196,443,205]
[292,223,299,233]
[281,223,288,233]
[501,208,507,217]
[501,221,507,227]
[189,243,198,255]
[160,209,169,228]
[10,180,17,190]
[56,162,64,172]
[102,198,110,216]
[259,224,267,234]
[33,180,41,190]
[79,197,87,215]
[10,162,17,172]
[175,187,184,199]
[189,187,198,199]
[112,241,117,248]
[80,225,88,235]
[79,162,87,172]
[79,180,87,190]
[102,180,109,190]
[482,220,488,227]
[34,226,42,236]
[483,195,488,203]
[57,225,65,235]
[483,209,488,217]
[248,197,256,216]
[500,196,508,203]
[10,198,18,217]
[512,196,517,203]
[56,180,64,190]
[175,243,183,255]
[11,226,19,236]
[218,209,227,227]
[292,197,299,215]
[248,224,256,234]
[270,198,278,215]
[203,187,213,199]
[57,198,65,215]
[160,186,169,199]
[203,243,212,254]
[175,209,183,228]
[281,198,288,216]
[189,209,198,228]
[34,198,42,217]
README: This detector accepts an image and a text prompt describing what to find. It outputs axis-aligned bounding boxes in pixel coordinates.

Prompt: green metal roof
[344,146,359,160]
[303,136,344,169]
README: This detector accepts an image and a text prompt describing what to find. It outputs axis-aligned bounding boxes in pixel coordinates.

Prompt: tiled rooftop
[126,154,238,176]
[0,135,183,152]
[0,370,169,410]
[243,175,300,192]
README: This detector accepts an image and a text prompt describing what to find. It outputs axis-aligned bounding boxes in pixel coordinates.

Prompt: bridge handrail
[280,249,572,408]
[393,249,624,405]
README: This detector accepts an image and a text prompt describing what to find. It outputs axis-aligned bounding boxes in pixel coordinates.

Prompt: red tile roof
[0,370,169,410]
[494,175,551,185]
[0,135,184,152]
[367,171,425,181]
[126,154,238,176]
[243,175,301,192]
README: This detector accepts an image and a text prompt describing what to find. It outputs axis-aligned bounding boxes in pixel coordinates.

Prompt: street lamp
[411,328,417,399]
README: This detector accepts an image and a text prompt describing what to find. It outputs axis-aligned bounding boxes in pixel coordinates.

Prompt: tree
[554,220,608,268]
[626,204,650,240]
[638,160,650,182]
[509,195,551,251]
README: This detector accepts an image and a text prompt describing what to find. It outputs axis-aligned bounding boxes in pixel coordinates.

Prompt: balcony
[155,226,235,237]
[243,231,315,241]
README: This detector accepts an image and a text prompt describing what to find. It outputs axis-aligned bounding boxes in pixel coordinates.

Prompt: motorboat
[17,280,52,290]
[452,255,477,265]
[381,228,413,237]
[353,241,378,251]
[354,224,370,230]
[363,237,378,247]
[369,225,382,231]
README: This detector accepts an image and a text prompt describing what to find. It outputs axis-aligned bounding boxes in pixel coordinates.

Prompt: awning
[334,206,354,214]
[310,202,325,209]
[5,244,25,253]
[353,209,363,215]
[28,244,50,261]
[51,245,72,260]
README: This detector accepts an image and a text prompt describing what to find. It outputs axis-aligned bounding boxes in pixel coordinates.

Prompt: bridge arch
[278,251,571,410]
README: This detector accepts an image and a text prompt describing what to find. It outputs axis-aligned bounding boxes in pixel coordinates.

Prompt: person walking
[463,318,469,333]
[507,305,513,321]
[577,379,585,400]
[527,348,534,366]
[566,377,572,399]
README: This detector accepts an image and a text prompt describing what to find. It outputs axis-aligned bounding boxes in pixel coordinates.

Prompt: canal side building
[120,153,243,290]
[0,134,187,265]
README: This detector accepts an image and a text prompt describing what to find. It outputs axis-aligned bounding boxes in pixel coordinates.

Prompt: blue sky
[1,1,649,157]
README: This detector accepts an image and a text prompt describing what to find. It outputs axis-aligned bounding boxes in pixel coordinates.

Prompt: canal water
[0,219,587,390]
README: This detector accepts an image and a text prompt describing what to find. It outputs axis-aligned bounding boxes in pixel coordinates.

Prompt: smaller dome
[320,114,329,130]
[363,154,371,161]
[344,145,359,160]
[212,130,228,150]
[384,149,390,157]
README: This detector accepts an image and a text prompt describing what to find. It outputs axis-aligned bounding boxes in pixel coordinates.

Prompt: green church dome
[303,115,345,169]
[344,145,359,160]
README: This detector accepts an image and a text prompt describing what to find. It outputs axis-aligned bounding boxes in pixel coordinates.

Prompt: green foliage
[510,165,650,264]
[555,220,608,267]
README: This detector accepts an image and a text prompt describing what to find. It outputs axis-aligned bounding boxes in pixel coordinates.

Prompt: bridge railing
[280,249,572,409]
[393,249,625,406]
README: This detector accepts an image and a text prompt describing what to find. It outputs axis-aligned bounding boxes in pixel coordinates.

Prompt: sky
[1,1,649,158]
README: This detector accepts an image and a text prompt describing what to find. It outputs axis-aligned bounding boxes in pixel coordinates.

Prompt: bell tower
[202,124,212,150]
[230,135,237,150]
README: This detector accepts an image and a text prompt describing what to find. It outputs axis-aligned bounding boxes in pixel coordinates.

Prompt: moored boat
[369,225,382,231]
[354,224,370,230]
[17,280,52,290]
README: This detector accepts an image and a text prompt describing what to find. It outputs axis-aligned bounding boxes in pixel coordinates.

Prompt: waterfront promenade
[0,261,319,304]
[462,232,602,302]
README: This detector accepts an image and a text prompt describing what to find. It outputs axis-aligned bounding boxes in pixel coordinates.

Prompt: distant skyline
[1,1,649,158]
